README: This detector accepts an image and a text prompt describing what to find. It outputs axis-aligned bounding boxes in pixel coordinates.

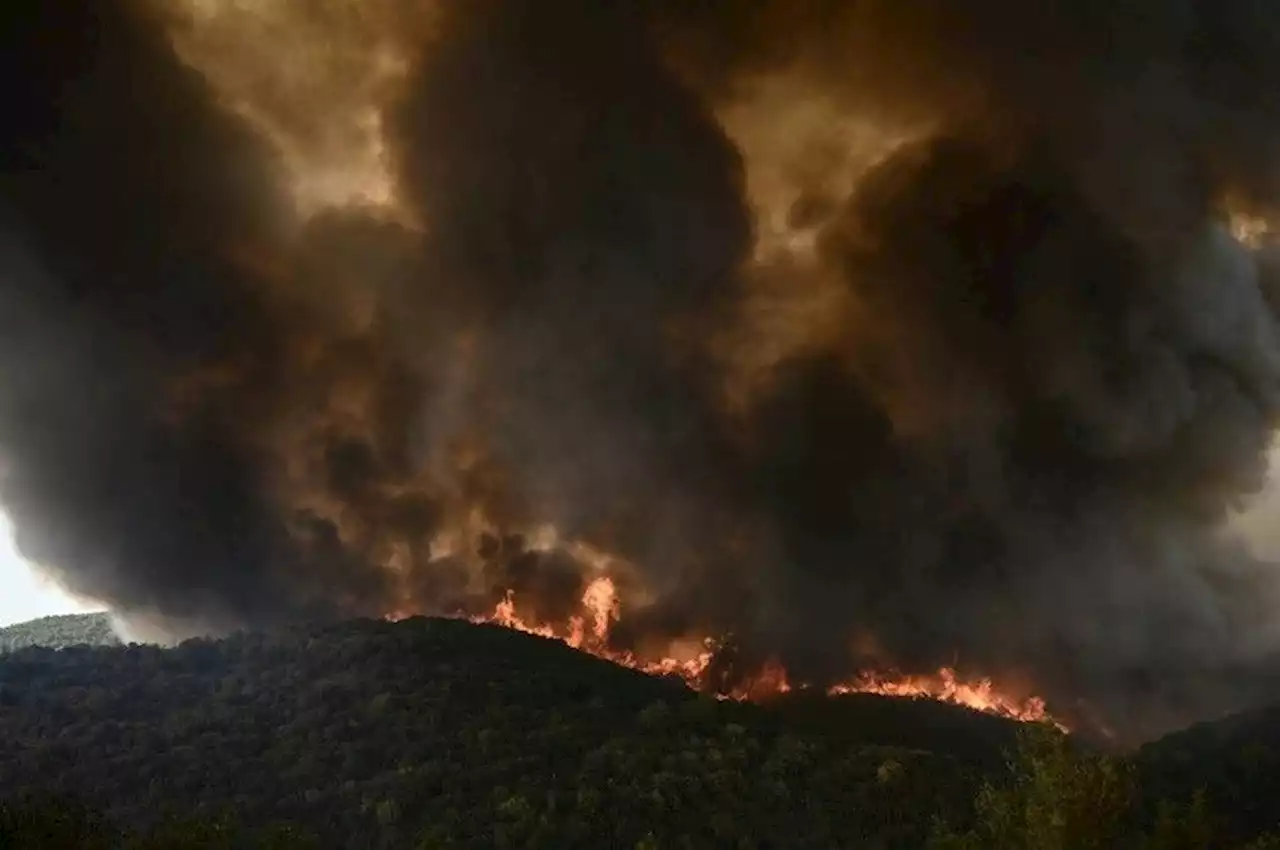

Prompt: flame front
[440,572,1062,729]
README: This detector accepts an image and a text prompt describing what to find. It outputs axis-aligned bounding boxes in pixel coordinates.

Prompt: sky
[0,511,104,627]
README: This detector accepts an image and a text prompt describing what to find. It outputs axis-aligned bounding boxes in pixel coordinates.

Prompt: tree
[932,725,1280,850]
[933,724,1136,850]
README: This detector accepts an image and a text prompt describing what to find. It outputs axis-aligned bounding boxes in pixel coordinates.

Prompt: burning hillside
[470,574,1060,727]
[5,0,1280,745]
[406,527,1059,728]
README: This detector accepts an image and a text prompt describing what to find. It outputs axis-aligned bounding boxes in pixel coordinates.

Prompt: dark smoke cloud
[663,1,1280,735]
[0,0,406,632]
[734,136,1280,735]
[6,0,1280,741]
[392,0,756,587]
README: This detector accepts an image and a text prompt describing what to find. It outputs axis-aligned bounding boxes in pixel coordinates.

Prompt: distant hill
[0,612,118,653]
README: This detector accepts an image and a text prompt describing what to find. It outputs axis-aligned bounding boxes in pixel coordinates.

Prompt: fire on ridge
[387,530,1061,729]
[461,574,1062,728]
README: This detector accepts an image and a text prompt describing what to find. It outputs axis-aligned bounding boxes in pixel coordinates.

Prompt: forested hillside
[0,618,989,848]
[0,612,118,653]
[1138,705,1280,847]
[0,616,1276,848]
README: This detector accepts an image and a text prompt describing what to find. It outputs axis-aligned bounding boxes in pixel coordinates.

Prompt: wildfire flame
[437,574,1064,729]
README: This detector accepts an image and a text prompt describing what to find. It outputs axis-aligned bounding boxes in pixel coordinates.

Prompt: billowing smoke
[5,0,1280,740]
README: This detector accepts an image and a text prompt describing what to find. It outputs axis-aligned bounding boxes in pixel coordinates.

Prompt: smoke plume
[5,0,1280,740]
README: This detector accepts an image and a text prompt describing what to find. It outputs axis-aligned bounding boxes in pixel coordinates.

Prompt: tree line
[0,616,1274,848]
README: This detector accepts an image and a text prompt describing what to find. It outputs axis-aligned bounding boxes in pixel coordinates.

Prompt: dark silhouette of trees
[932,725,1280,850]
[0,615,1277,848]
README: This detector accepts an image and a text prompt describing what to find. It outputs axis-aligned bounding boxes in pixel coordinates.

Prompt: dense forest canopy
[0,616,1278,848]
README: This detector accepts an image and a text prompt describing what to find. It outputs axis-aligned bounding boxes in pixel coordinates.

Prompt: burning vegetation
[476,575,1059,726]
[6,0,1280,745]
[440,531,1062,727]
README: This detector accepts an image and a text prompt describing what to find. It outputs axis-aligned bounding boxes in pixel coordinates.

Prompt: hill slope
[1139,705,1280,844]
[0,612,118,653]
[0,617,1000,849]
[2,614,1277,848]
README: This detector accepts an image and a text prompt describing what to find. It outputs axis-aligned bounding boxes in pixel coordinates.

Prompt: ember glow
[461,570,1061,728]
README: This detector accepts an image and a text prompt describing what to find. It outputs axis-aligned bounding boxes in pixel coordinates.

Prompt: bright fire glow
[439,572,1064,729]
[1231,214,1270,248]
[1226,203,1273,249]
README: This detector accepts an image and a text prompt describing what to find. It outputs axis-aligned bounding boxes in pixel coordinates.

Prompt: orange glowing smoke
[451,575,1062,729]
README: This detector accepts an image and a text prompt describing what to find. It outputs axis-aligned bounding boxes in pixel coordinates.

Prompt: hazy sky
[0,511,103,627]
